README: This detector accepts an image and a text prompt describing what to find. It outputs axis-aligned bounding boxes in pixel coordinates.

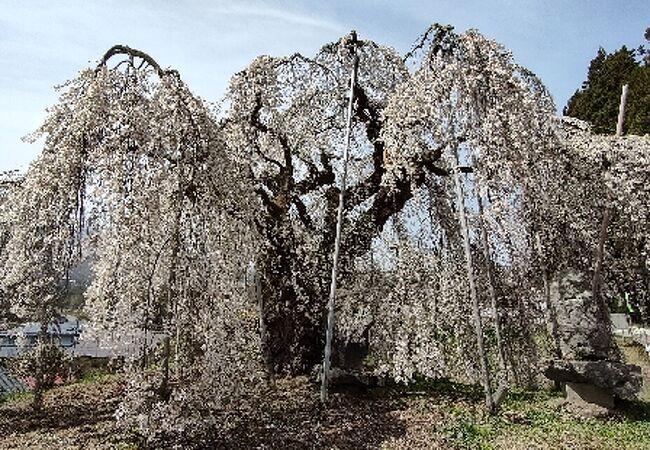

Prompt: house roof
[0,316,81,337]
[0,367,26,393]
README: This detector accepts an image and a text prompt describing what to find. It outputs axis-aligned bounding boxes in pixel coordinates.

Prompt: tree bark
[259,237,325,374]
[246,54,448,378]
[592,204,612,325]
[159,335,171,401]
[31,319,49,412]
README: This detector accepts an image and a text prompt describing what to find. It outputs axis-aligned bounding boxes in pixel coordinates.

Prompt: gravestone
[543,269,642,412]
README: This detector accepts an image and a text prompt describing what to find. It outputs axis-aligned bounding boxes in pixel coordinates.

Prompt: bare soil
[1,373,649,449]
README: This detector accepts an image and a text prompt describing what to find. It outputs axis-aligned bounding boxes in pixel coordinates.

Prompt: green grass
[0,390,33,405]
[468,391,648,449]
[79,368,111,385]
[440,412,499,449]
[397,378,650,449]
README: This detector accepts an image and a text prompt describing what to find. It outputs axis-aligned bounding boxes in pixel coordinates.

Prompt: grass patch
[394,379,650,449]
[0,390,33,405]
[440,412,500,449]
[79,368,111,385]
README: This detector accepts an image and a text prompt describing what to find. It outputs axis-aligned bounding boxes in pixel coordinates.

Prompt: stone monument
[543,269,642,412]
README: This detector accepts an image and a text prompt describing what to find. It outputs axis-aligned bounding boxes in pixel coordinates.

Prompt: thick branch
[295,155,335,196]
[292,195,315,230]
[98,45,172,78]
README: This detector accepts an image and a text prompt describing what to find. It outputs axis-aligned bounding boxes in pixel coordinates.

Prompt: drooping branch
[97,45,178,79]
[403,23,456,64]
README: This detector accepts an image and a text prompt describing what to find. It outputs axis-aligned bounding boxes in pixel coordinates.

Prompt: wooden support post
[592,83,628,325]
[255,265,275,387]
[535,233,562,359]
[160,334,171,401]
[321,30,359,404]
[592,205,612,324]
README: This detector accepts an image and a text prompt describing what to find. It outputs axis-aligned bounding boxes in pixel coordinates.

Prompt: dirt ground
[0,375,129,449]
[0,374,481,449]
[1,372,649,449]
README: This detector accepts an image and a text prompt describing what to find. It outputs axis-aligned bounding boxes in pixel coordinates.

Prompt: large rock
[544,359,642,400]
[565,383,614,416]
[550,269,617,360]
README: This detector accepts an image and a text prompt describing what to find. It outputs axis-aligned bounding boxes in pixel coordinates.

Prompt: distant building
[0,316,82,358]
[1,316,165,359]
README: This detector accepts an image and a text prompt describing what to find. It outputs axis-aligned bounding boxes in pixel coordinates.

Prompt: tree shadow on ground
[392,376,485,403]
[614,398,650,422]
[151,377,410,449]
[153,377,493,449]
[0,377,122,437]
[228,391,407,449]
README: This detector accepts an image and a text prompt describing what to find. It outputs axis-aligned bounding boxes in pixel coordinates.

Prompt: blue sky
[0,0,647,171]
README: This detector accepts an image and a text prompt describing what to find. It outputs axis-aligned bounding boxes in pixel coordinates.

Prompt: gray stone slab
[566,382,615,409]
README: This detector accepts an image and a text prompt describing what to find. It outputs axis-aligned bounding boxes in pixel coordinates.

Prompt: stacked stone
[543,270,642,410]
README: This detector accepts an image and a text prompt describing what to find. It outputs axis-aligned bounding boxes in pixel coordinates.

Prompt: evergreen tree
[565,29,650,135]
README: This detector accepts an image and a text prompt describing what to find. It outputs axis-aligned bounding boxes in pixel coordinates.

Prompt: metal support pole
[321,31,358,404]
[474,182,508,394]
[616,84,629,136]
[451,144,494,413]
